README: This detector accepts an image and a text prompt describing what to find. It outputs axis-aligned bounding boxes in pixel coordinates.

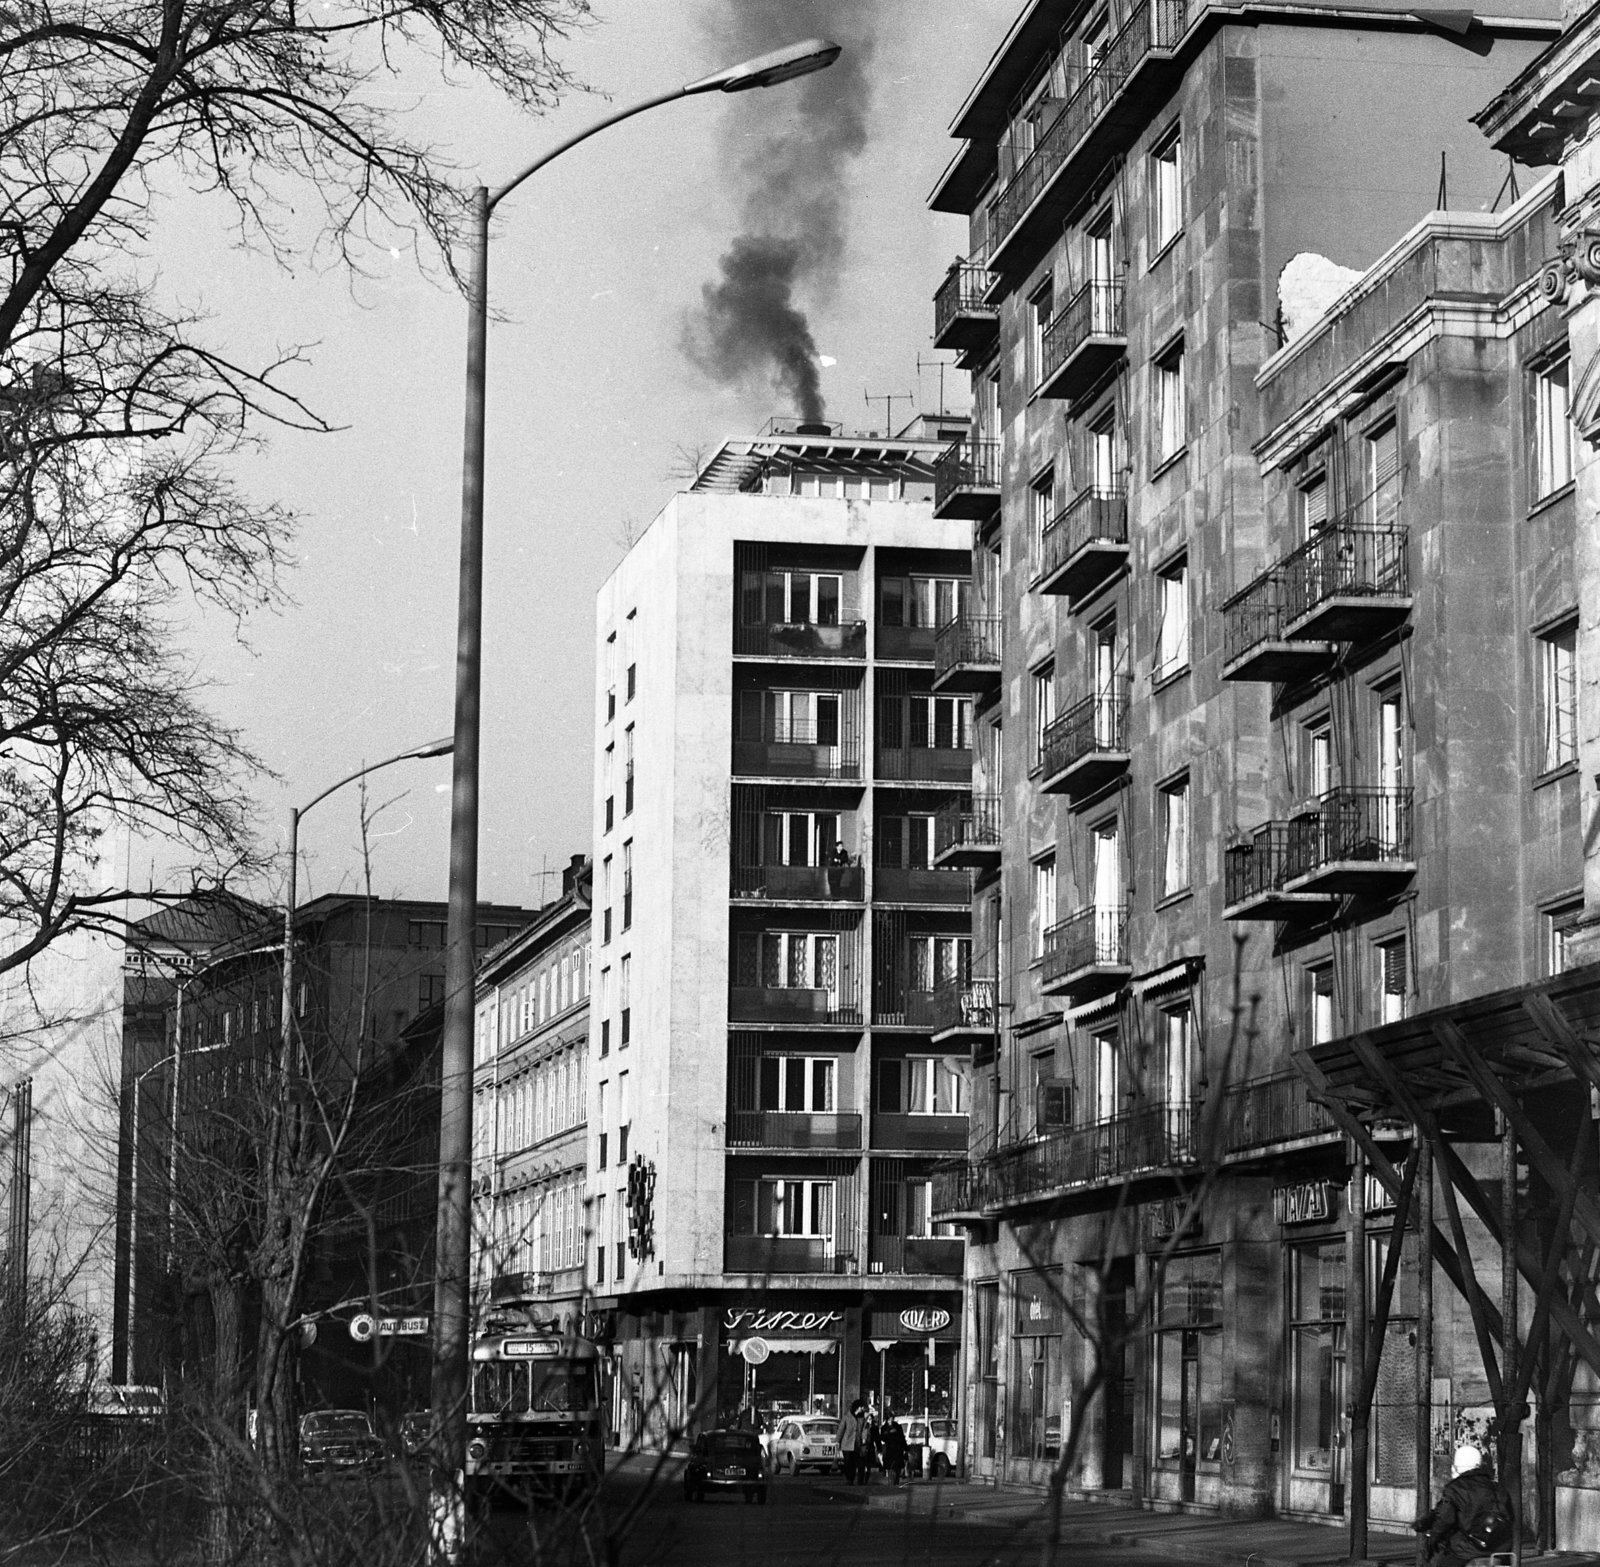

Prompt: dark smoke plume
[681,0,877,421]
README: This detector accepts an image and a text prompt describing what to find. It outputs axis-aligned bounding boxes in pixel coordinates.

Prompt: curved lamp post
[431,36,842,1552]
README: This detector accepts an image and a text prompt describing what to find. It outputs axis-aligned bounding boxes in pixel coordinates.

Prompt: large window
[881,1056,968,1115]
[765,810,841,866]
[1153,1251,1222,1473]
[1032,466,1056,560]
[1151,129,1183,253]
[1160,775,1190,899]
[1156,557,1189,678]
[1290,1241,1345,1474]
[1032,664,1056,769]
[880,693,972,752]
[882,575,968,629]
[735,930,840,997]
[1033,854,1057,958]
[1155,341,1186,463]
[1363,420,1400,528]
[741,689,842,747]
[1540,619,1578,772]
[1535,355,1576,499]
[1012,1270,1064,1462]
[1094,1031,1120,1123]
[731,1178,836,1239]
[741,569,843,627]
[1162,1005,1192,1149]
[910,933,970,991]
[877,813,934,870]
[760,1055,835,1112]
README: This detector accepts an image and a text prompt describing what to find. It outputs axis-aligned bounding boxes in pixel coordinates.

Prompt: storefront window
[1153,1251,1222,1474]
[1291,1240,1345,1474]
[977,1281,1000,1461]
[1012,1269,1064,1463]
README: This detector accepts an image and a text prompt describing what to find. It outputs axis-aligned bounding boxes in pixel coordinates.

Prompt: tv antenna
[864,388,914,436]
[916,352,961,416]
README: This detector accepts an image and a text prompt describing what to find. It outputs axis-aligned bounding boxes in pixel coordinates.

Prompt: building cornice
[1475,0,1600,162]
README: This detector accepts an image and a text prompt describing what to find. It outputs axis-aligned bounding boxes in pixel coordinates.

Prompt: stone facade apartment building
[587,417,981,1448]
[925,0,1600,1551]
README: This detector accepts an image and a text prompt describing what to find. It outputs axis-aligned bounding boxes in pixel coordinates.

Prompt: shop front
[862,1302,960,1421]
[723,1302,847,1424]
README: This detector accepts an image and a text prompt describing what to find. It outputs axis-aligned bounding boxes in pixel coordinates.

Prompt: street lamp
[280,737,454,1075]
[430,35,842,1549]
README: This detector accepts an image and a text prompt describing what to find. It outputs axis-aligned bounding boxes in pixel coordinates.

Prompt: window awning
[727,1336,839,1356]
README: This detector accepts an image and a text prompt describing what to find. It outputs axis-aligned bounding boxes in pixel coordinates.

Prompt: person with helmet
[1416,1444,1514,1566]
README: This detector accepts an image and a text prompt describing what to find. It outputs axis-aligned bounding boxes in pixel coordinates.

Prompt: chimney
[562,854,587,895]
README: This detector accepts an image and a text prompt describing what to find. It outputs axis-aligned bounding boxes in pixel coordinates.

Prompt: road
[470,1463,1156,1567]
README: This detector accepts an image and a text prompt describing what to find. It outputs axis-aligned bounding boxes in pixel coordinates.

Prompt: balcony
[871,1112,970,1153]
[1215,1072,1335,1160]
[1038,280,1127,403]
[872,865,971,906]
[877,744,972,785]
[933,439,1001,521]
[734,620,867,661]
[1221,568,1335,684]
[1039,681,1130,799]
[732,863,865,903]
[1033,484,1129,604]
[933,614,1002,698]
[909,975,997,1045]
[724,1235,856,1275]
[1222,823,1338,922]
[868,1234,964,1276]
[985,1105,1194,1209]
[931,1161,984,1223]
[876,624,935,662]
[725,1110,863,1151]
[729,987,863,1027]
[1281,786,1415,897]
[1040,905,1130,1002]
[988,0,1190,277]
[934,795,1001,870]
[734,721,861,782]
[932,260,999,364]
[1282,524,1411,644]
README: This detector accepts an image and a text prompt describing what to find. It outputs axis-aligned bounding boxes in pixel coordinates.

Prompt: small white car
[925,1416,958,1478]
[766,1415,841,1474]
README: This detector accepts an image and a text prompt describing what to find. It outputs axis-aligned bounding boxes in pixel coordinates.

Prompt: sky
[147,0,1018,917]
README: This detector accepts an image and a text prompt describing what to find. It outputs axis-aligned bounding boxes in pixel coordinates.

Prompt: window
[625,609,637,702]
[760,1055,836,1112]
[1377,685,1405,852]
[881,575,968,629]
[880,693,972,753]
[1155,341,1186,463]
[617,1071,629,1164]
[731,1178,836,1239]
[1299,471,1329,541]
[619,954,631,1046]
[1155,557,1189,678]
[599,966,611,1054]
[624,726,635,815]
[622,841,634,930]
[594,1193,606,1283]
[733,931,840,999]
[1540,620,1578,772]
[1308,963,1335,1045]
[1033,664,1056,769]
[1094,1031,1120,1123]
[1163,1006,1192,1118]
[1154,1251,1222,1470]
[1535,355,1576,499]
[740,688,842,747]
[1305,717,1333,801]
[1548,899,1584,976]
[1031,466,1056,560]
[1035,1066,1071,1133]
[419,972,445,1009]
[876,813,933,870]
[909,932,970,993]
[1364,420,1400,529]
[605,632,617,722]
[601,855,613,945]
[1033,854,1057,958]
[597,1080,608,1170]
[1160,775,1190,898]
[1030,276,1054,390]
[1376,935,1408,1026]
[877,1055,966,1114]
[1090,411,1118,493]
[1290,1241,1345,1473]
[1151,129,1183,253]
[769,809,842,867]
[603,743,614,833]
[741,570,844,627]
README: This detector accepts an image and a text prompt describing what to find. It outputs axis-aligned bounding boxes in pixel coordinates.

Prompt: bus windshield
[471,1359,596,1416]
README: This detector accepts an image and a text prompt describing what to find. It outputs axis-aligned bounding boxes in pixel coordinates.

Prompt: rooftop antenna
[916,352,956,416]
[864,388,913,436]
[1491,155,1519,212]
[1437,150,1448,211]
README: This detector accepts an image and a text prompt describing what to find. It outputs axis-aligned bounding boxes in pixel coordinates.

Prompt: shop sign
[348,1313,428,1342]
[1364,1172,1395,1215]
[1013,1270,1063,1335]
[1145,1198,1202,1242]
[1275,1180,1335,1226]
[898,1307,951,1334]
[724,1306,843,1335]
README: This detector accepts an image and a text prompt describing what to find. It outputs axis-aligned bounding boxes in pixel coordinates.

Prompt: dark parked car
[683,1429,768,1504]
[300,1409,384,1471]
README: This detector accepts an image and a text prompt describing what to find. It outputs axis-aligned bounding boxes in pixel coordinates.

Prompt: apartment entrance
[1289,1238,1348,1515]
[1099,1258,1135,1489]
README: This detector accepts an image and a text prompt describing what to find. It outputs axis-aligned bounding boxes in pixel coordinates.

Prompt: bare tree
[0,0,594,976]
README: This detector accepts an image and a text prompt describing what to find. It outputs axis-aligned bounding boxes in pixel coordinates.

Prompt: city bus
[466,1325,604,1505]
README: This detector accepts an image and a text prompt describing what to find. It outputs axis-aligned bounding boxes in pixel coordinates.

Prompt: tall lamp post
[430,36,842,1546]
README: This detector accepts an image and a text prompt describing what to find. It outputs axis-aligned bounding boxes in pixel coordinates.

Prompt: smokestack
[682,1,876,421]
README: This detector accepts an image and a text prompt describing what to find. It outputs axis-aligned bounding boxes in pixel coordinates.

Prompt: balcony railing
[990,0,1188,263]
[1040,679,1130,797]
[987,1105,1194,1208]
[734,620,867,660]
[934,794,1002,868]
[872,865,971,905]
[728,986,863,1026]
[876,624,936,662]
[1034,484,1129,602]
[734,719,861,781]
[933,439,1002,520]
[933,614,1002,695]
[1282,524,1410,640]
[878,744,973,785]
[1220,567,1333,683]
[1283,786,1415,895]
[909,975,997,1042]
[725,1110,863,1151]
[1222,822,1337,921]
[1041,904,1129,998]
[724,1235,856,1275]
[732,863,865,902]
[932,260,999,358]
[871,1111,970,1152]
[868,1234,964,1276]
[931,1161,982,1220]
[1214,1072,1333,1156]
[1039,280,1127,401]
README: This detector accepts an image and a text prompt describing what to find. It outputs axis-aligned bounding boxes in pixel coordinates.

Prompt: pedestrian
[1415,1445,1514,1567]
[858,1407,879,1485]
[882,1417,908,1486]
[839,1400,861,1485]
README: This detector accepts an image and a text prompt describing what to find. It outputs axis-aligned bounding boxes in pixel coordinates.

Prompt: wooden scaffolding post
[1349,1140,1369,1561]
[1416,1138,1433,1567]
[1501,1111,1521,1556]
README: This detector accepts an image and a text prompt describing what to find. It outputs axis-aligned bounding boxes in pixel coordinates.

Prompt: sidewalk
[811,1478,1600,1567]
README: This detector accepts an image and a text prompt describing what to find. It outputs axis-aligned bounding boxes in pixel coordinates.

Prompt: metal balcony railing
[933,439,1001,514]
[872,865,970,905]
[1282,525,1409,628]
[933,260,999,350]
[931,1161,983,1220]
[868,1234,964,1276]
[724,1110,863,1151]
[1214,1072,1332,1155]
[934,794,1001,859]
[728,985,863,1027]
[933,614,1002,685]
[1293,786,1414,874]
[733,717,861,781]
[1224,822,1305,906]
[731,863,864,902]
[1041,280,1126,385]
[723,1235,856,1275]
[987,1105,1194,1206]
[1041,904,1128,988]
[1035,484,1128,592]
[734,620,867,660]
[905,975,997,1038]
[1221,567,1293,668]
[877,744,973,785]
[1040,679,1130,781]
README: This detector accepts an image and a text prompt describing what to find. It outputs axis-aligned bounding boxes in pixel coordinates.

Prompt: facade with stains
[923,0,1600,1550]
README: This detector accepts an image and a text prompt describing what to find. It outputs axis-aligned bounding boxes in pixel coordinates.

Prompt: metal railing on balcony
[1224,822,1305,906]
[876,624,936,662]
[990,0,1188,252]
[935,794,1002,860]
[1214,1072,1333,1156]
[933,438,1001,514]
[910,974,997,1038]
[872,865,970,905]
[1040,679,1130,781]
[933,260,999,349]
[731,863,864,902]
[728,986,863,1027]
[1293,786,1414,873]
[871,1111,969,1152]
[734,620,868,660]
[1041,904,1128,988]
[1041,280,1126,386]
[931,1161,982,1219]
[934,614,1002,686]
[988,1104,1194,1206]
[877,744,973,784]
[725,1110,864,1150]
[723,1235,856,1275]
[1282,524,1410,628]
[868,1234,964,1276]
[733,718,861,781]
[1222,567,1292,667]
[1034,484,1128,594]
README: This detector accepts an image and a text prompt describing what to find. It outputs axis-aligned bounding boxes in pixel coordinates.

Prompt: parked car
[925,1416,958,1478]
[399,1411,432,1458]
[767,1416,840,1474]
[300,1408,384,1471]
[683,1429,768,1503]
